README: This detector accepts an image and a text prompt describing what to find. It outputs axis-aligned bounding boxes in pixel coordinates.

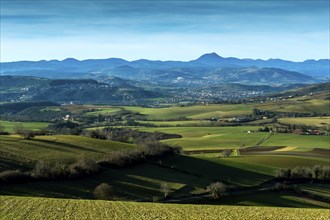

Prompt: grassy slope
[261,133,330,150]
[1,196,329,220]
[131,126,266,150]
[0,135,134,171]
[122,104,252,120]
[0,120,49,133]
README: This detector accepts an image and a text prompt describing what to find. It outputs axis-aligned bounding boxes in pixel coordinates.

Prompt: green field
[127,126,330,151]
[130,126,266,150]
[261,133,330,150]
[0,135,134,171]
[278,117,330,128]
[1,196,329,220]
[122,104,252,120]
[0,120,49,133]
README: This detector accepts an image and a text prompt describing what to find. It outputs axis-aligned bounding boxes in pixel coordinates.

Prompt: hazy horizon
[1,0,329,62]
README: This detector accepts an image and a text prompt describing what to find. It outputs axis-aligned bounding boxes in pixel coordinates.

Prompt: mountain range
[1,53,328,84]
[1,53,329,104]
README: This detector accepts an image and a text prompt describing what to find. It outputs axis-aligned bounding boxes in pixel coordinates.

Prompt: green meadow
[0,120,49,133]
[261,133,330,150]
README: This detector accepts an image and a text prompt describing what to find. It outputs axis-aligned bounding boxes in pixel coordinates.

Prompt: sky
[0,0,329,62]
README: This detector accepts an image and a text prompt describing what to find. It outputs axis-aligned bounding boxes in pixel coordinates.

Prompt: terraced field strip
[1,196,329,220]
[278,117,330,128]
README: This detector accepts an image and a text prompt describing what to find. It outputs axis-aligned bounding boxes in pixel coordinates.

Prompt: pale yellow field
[1,196,329,220]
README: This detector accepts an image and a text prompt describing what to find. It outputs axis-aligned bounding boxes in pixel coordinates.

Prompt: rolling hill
[0,76,160,104]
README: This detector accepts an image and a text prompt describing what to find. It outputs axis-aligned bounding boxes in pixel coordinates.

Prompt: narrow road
[256,132,273,146]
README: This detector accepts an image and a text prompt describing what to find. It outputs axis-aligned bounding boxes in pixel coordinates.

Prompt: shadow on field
[30,138,103,153]
[0,154,272,200]
[192,191,329,209]
[159,154,272,186]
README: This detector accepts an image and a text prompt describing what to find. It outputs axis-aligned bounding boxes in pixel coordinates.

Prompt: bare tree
[222,150,231,158]
[13,123,24,135]
[207,182,227,199]
[160,182,170,198]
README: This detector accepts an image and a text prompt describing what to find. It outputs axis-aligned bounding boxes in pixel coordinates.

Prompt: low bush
[273,182,289,191]
[0,170,32,184]
[70,158,100,175]
[94,183,113,200]
[207,182,227,199]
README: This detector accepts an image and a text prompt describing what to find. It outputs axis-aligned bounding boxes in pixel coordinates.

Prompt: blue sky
[1,0,329,62]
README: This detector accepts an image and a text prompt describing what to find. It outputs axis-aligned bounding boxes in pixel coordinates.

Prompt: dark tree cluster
[48,121,82,135]
[275,165,330,181]
[0,158,100,185]
[85,127,182,143]
[98,141,181,168]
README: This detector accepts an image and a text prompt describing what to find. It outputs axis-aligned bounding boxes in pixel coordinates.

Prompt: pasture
[261,133,330,150]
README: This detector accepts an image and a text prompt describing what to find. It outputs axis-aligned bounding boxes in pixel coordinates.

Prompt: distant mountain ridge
[1,52,328,79]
